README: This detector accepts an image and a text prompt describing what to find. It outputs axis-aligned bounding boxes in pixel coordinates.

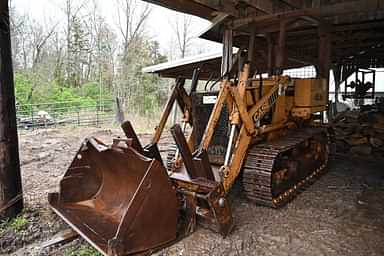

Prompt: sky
[11,0,384,90]
[11,0,221,58]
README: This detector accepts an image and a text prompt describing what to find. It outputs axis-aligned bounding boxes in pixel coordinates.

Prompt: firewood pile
[332,107,384,157]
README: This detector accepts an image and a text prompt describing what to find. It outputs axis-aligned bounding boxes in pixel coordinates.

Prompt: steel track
[242,128,329,208]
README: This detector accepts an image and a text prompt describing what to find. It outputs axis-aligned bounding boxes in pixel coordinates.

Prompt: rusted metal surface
[122,121,163,163]
[172,178,233,237]
[0,1,23,220]
[170,124,214,180]
[171,125,198,178]
[49,136,178,255]
[121,121,144,154]
[152,79,185,144]
[49,124,234,255]
[48,121,235,255]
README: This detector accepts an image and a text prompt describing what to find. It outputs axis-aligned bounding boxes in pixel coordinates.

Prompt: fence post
[31,109,34,131]
[96,101,99,127]
[115,97,125,124]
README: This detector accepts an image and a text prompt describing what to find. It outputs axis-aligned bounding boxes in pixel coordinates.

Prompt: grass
[0,215,29,235]
[10,216,29,232]
[66,245,102,256]
[0,220,7,235]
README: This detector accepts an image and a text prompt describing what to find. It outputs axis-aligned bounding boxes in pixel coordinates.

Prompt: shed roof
[142,0,384,69]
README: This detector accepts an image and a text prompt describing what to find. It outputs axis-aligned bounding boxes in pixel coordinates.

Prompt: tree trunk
[0,0,23,220]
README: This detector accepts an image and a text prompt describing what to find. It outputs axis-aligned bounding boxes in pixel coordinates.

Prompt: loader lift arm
[151,78,192,145]
[151,72,202,169]
[195,65,291,192]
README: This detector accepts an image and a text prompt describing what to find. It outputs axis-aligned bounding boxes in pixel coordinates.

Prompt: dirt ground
[1,127,384,256]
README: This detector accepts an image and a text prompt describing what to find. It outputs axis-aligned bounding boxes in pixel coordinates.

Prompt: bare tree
[52,31,65,84]
[63,0,87,61]
[168,13,194,124]
[114,0,152,108]
[30,20,59,70]
[84,0,117,84]
[80,0,117,113]
[170,13,194,58]
[9,5,29,70]
[9,0,166,120]
[115,0,151,56]
[62,0,88,86]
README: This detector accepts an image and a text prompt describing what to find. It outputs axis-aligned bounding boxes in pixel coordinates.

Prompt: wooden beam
[231,0,384,29]
[318,25,331,81]
[194,0,239,17]
[241,0,274,13]
[222,28,233,77]
[266,34,275,74]
[279,0,303,9]
[335,20,384,32]
[143,0,216,19]
[276,20,288,74]
[0,1,24,220]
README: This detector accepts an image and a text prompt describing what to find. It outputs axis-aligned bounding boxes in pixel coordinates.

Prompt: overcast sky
[11,0,221,57]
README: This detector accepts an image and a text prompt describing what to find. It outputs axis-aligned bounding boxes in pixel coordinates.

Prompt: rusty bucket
[49,137,178,256]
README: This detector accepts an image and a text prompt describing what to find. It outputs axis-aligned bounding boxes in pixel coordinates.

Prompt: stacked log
[332,108,384,157]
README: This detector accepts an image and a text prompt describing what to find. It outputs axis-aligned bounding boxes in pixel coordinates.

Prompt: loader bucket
[48,137,178,256]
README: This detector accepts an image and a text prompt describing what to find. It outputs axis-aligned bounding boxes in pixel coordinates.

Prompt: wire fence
[16,99,116,130]
[283,66,317,78]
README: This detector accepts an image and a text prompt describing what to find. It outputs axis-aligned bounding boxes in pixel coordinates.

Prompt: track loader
[49,13,331,256]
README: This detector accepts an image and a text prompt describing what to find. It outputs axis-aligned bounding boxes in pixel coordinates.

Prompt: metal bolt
[218,198,226,208]
[77,154,82,160]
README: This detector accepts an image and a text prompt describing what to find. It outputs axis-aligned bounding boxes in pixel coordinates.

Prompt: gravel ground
[1,127,383,256]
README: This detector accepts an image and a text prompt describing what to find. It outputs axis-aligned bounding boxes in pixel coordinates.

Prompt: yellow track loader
[49,13,331,256]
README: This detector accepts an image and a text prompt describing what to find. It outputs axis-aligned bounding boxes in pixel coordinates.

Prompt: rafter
[279,0,304,9]
[240,0,274,13]
[231,0,384,30]
[193,0,239,17]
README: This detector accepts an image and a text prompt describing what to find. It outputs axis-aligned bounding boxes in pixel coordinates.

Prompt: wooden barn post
[0,0,24,219]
